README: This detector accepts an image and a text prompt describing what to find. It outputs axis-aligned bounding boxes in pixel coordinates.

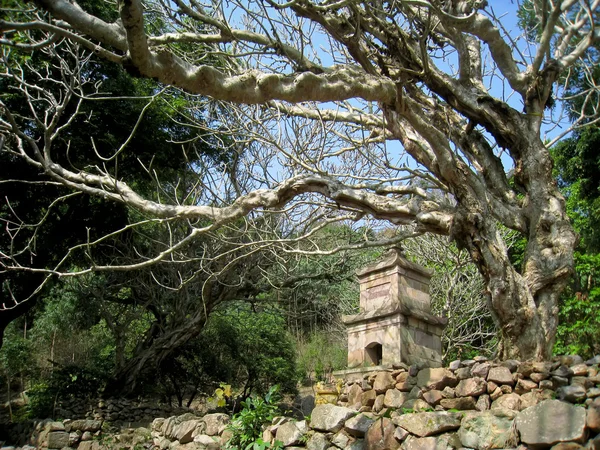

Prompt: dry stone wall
[4,354,600,450]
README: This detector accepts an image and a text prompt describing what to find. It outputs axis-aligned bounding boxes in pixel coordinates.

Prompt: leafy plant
[226,385,282,450]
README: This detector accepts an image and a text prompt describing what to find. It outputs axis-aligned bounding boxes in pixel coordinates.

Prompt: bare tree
[1,0,599,360]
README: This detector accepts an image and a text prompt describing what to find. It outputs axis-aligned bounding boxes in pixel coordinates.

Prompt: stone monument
[341,246,446,375]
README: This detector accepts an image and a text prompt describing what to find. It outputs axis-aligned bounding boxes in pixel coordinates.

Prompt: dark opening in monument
[365,342,383,366]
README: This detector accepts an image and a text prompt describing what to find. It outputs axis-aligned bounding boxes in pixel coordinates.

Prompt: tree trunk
[107,310,208,394]
[451,137,577,360]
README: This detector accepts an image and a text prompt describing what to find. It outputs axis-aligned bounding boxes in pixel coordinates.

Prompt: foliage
[296,332,347,383]
[155,303,298,406]
[198,304,298,396]
[554,252,600,358]
[226,385,283,450]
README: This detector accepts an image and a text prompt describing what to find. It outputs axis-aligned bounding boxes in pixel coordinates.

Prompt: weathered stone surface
[471,362,491,379]
[441,386,455,398]
[373,394,385,413]
[276,421,306,447]
[401,398,432,412]
[587,401,600,433]
[47,431,70,449]
[500,384,513,394]
[365,418,399,450]
[455,377,487,397]
[502,360,521,373]
[455,367,471,380]
[520,389,554,409]
[348,383,364,406]
[402,433,461,450]
[193,434,220,449]
[66,420,103,433]
[422,389,443,406]
[531,371,549,383]
[586,355,600,366]
[488,367,514,385]
[556,355,584,366]
[391,411,461,437]
[515,399,587,447]
[331,430,353,449]
[384,389,409,408]
[540,379,554,390]
[362,389,377,407]
[394,427,409,443]
[344,413,375,437]
[557,385,587,403]
[476,394,491,411]
[374,371,397,393]
[202,413,229,436]
[310,404,356,433]
[551,443,584,450]
[491,393,522,411]
[152,418,166,433]
[572,376,594,389]
[416,368,458,390]
[438,396,476,410]
[172,420,202,444]
[552,365,574,378]
[306,432,329,450]
[449,360,461,371]
[515,378,538,395]
[571,364,589,376]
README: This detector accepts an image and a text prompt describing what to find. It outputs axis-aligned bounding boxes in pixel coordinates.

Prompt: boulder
[364,417,399,450]
[416,368,458,390]
[422,389,443,406]
[361,389,377,407]
[401,398,432,412]
[458,410,518,449]
[310,404,356,433]
[373,394,385,412]
[475,394,491,411]
[402,433,461,450]
[193,434,220,449]
[487,366,514,385]
[471,362,491,379]
[384,389,408,408]
[520,389,554,409]
[491,393,522,411]
[275,421,306,447]
[348,383,363,406]
[391,411,462,437]
[344,413,375,437]
[455,377,487,397]
[455,367,471,380]
[172,419,202,444]
[373,371,397,393]
[66,420,103,433]
[557,385,587,403]
[306,432,329,450]
[571,364,589,376]
[331,430,354,448]
[515,399,587,447]
[47,431,70,449]
[587,400,600,433]
[439,396,476,410]
[515,378,538,395]
[202,413,230,436]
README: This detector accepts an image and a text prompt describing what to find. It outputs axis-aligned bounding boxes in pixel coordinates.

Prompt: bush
[296,332,347,383]
[226,385,283,450]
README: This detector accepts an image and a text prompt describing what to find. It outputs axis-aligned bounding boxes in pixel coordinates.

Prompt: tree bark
[107,310,208,394]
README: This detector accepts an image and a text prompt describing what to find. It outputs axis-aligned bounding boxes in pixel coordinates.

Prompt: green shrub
[26,382,56,419]
[226,385,283,450]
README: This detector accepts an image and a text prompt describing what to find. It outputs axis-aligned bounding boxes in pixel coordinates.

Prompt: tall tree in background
[1,0,599,360]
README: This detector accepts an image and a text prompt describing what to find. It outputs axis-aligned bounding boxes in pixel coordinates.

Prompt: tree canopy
[1,0,599,360]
